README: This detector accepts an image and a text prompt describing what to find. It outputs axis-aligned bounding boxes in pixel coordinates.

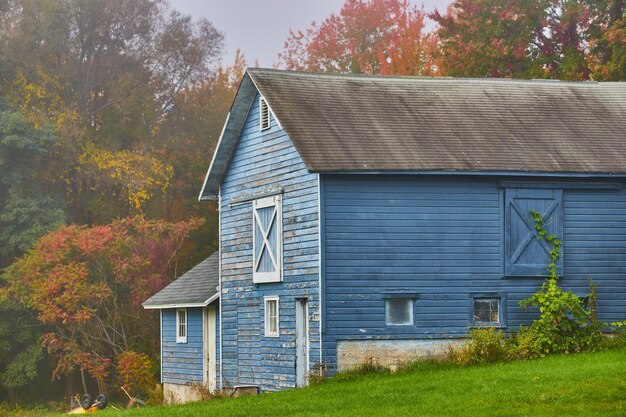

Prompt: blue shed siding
[321,175,626,368]
[220,93,320,391]
[161,308,204,384]
[161,305,221,387]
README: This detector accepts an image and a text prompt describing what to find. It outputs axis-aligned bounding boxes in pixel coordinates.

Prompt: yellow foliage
[10,68,80,131]
[79,144,173,212]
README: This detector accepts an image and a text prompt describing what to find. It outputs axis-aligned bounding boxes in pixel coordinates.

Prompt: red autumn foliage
[431,0,617,80]
[278,0,437,75]
[537,0,592,80]
[1,216,203,388]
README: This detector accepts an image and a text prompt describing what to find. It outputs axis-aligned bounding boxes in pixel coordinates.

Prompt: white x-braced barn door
[253,195,282,283]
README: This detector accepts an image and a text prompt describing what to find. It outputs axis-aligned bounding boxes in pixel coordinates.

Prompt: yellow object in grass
[68,406,99,414]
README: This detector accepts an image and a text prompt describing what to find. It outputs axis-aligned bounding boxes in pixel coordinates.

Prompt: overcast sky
[169,0,451,68]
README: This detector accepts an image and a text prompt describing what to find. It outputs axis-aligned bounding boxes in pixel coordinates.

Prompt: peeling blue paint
[220,93,320,391]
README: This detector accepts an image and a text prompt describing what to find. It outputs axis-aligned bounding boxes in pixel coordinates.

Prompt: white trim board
[203,306,217,391]
[142,293,220,310]
[317,173,323,365]
[176,308,187,344]
[159,309,163,383]
[218,186,223,390]
[198,112,231,202]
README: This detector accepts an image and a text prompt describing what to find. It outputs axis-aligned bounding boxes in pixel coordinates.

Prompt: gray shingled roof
[252,69,626,172]
[143,252,219,309]
[200,69,626,200]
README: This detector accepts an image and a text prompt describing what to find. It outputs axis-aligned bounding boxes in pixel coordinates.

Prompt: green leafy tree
[0,308,45,403]
[432,0,597,80]
[0,100,65,404]
[0,100,65,266]
[588,0,626,80]
[431,0,547,78]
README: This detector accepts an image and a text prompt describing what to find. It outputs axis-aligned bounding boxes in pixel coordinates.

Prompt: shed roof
[142,252,219,309]
[200,69,626,200]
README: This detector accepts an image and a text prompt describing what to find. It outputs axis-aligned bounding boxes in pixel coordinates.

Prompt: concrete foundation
[163,382,203,404]
[337,339,461,371]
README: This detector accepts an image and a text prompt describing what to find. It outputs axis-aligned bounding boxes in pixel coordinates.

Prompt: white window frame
[253,195,282,283]
[385,298,414,326]
[264,296,280,337]
[176,308,187,344]
[259,96,271,131]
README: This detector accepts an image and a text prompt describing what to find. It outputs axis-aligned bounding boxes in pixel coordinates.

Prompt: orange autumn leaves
[279,0,437,76]
[279,0,626,81]
[1,217,202,382]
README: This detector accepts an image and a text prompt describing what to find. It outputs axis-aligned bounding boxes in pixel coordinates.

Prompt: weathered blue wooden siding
[161,306,221,387]
[220,93,320,391]
[321,175,626,368]
[162,308,204,384]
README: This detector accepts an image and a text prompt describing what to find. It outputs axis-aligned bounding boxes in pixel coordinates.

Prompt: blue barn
[154,69,626,396]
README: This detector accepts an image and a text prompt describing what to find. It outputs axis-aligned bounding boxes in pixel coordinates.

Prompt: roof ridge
[246,67,613,86]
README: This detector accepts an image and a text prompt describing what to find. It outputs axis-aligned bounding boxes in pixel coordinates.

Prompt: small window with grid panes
[471,297,502,327]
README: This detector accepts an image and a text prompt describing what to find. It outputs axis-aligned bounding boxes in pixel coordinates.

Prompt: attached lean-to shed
[143,252,220,403]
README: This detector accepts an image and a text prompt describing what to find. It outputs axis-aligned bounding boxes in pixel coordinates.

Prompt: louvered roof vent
[259,97,270,131]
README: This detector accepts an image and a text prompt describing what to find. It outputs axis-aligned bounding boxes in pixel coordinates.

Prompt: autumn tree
[1,217,203,396]
[432,0,606,80]
[278,0,437,75]
[538,0,593,80]
[0,0,223,125]
[431,0,547,78]
[588,0,626,80]
[155,52,246,267]
[0,0,230,405]
[0,0,224,223]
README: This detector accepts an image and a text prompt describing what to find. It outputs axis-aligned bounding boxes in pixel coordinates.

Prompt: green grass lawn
[55,348,626,417]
